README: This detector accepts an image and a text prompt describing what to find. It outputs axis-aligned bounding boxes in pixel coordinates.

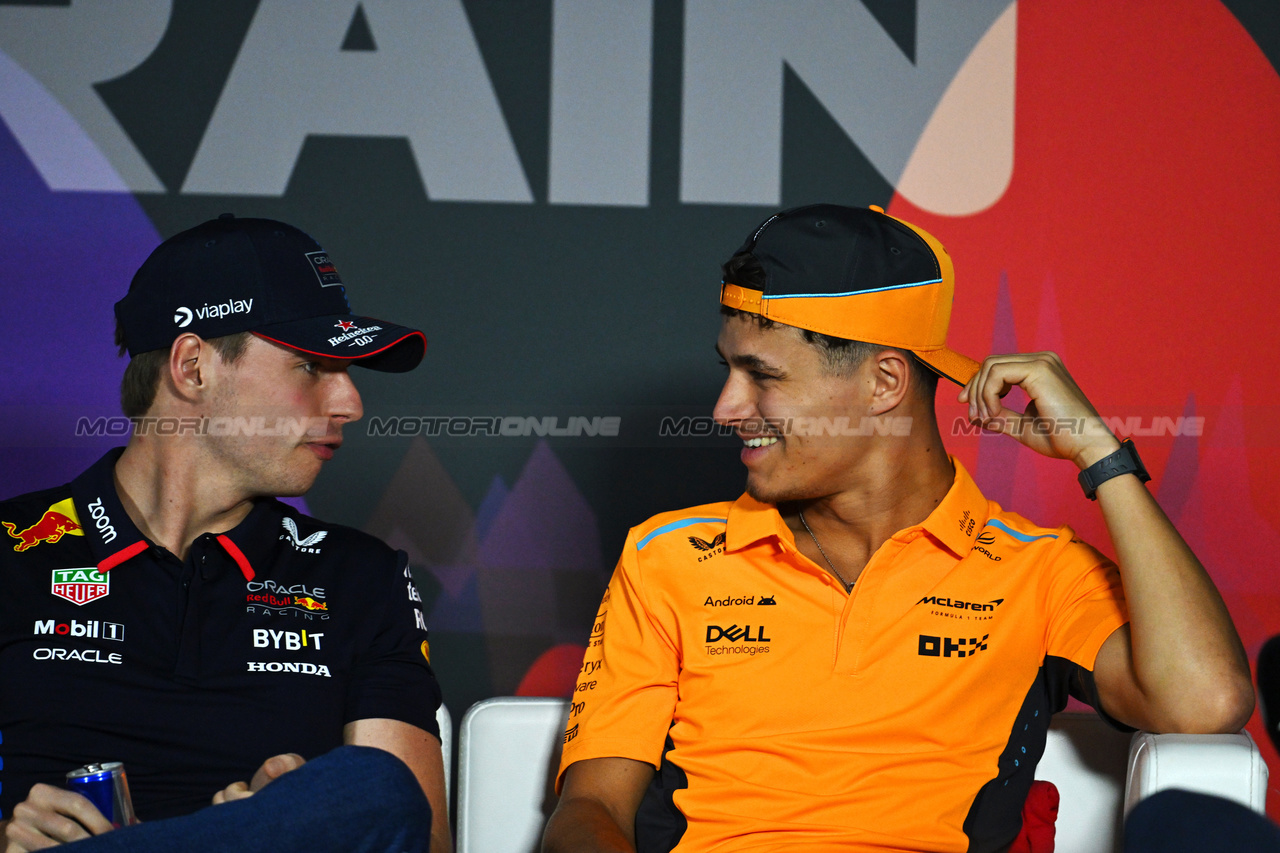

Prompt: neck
[114,435,255,561]
[785,423,954,581]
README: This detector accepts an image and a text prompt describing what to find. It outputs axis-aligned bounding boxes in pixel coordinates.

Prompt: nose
[712,371,754,427]
[328,369,363,424]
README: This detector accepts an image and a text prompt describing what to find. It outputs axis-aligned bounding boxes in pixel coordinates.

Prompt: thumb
[251,753,306,792]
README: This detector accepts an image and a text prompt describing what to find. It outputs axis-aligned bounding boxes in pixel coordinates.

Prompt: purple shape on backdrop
[0,117,160,498]
[474,474,509,540]
[478,441,601,572]
[975,272,1020,507]
[277,495,312,516]
[1155,394,1199,525]
[427,573,485,632]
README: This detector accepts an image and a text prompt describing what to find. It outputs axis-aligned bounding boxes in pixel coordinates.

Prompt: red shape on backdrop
[891,1,1280,815]
[516,643,589,697]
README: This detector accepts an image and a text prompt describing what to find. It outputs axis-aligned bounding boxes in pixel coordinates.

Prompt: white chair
[456,697,568,853]
[436,702,452,802]
[1124,730,1267,815]
[1035,716,1266,853]
[455,700,1267,853]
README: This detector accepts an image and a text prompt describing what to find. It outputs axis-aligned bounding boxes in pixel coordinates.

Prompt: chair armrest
[1124,731,1268,816]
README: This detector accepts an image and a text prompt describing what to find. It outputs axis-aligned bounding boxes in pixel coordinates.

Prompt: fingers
[212,753,307,806]
[211,781,253,806]
[961,352,1062,423]
[5,784,114,850]
[959,352,1120,464]
[248,753,306,793]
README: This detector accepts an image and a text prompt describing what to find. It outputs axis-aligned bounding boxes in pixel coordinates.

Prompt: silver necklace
[798,510,855,592]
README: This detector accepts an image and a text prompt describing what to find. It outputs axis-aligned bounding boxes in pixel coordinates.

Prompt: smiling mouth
[743,436,779,448]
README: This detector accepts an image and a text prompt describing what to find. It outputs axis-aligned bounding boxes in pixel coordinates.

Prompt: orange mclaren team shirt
[558,459,1130,853]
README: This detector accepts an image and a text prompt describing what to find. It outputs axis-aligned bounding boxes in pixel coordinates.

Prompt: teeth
[744,436,779,448]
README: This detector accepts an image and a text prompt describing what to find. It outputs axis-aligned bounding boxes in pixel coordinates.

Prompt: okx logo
[918,634,989,659]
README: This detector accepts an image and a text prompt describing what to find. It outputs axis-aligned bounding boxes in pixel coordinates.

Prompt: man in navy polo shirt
[0,215,449,852]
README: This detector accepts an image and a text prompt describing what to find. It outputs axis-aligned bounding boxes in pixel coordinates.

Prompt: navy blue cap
[114,215,425,372]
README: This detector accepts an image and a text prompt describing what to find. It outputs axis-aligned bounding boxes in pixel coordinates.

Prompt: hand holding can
[66,762,138,827]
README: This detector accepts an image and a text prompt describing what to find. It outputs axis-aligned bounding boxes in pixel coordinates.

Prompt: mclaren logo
[918,596,1004,612]
[688,533,725,552]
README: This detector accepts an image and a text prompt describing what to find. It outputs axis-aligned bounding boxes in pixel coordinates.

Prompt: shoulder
[629,501,734,556]
[273,502,400,564]
[981,506,1110,570]
[0,482,75,519]
[0,484,84,563]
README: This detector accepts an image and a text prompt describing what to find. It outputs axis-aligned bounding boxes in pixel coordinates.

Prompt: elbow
[1158,677,1256,734]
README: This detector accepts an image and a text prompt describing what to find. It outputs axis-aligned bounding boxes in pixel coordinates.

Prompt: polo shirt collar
[918,457,989,559]
[69,447,283,577]
[723,456,989,559]
[216,500,284,580]
[70,448,149,572]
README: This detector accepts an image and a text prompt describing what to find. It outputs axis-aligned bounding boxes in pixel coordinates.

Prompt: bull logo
[4,500,84,552]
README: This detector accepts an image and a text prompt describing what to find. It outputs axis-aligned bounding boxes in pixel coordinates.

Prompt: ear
[167,334,208,403]
[867,349,912,415]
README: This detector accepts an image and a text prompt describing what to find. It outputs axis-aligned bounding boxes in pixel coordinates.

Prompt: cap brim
[253,315,426,373]
[913,347,981,386]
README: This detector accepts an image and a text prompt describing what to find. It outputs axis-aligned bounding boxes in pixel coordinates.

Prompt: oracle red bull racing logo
[245,579,329,620]
[51,568,110,606]
[4,500,84,551]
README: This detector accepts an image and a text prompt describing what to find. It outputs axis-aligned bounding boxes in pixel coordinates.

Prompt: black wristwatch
[1077,438,1151,500]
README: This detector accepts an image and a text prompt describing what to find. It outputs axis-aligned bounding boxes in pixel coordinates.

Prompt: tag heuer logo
[51,568,109,606]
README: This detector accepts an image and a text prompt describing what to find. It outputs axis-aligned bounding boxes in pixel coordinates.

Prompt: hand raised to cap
[958,352,1122,470]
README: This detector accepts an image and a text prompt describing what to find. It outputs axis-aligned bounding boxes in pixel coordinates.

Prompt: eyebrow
[715,345,780,374]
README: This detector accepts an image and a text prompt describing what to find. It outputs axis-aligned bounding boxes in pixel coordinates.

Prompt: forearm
[542,796,636,853]
[1095,468,1253,731]
[430,817,452,853]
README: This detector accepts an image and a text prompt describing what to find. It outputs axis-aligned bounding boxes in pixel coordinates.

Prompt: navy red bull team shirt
[0,449,441,820]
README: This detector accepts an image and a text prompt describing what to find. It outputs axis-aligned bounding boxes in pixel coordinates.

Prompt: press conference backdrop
[4,0,1279,813]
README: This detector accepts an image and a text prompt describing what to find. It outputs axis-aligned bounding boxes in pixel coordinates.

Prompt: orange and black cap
[115,214,425,372]
[721,204,980,385]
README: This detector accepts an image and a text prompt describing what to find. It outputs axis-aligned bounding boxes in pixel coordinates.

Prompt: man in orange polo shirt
[543,205,1253,852]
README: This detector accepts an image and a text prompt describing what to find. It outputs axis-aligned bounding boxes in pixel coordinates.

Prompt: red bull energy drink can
[66,762,138,826]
